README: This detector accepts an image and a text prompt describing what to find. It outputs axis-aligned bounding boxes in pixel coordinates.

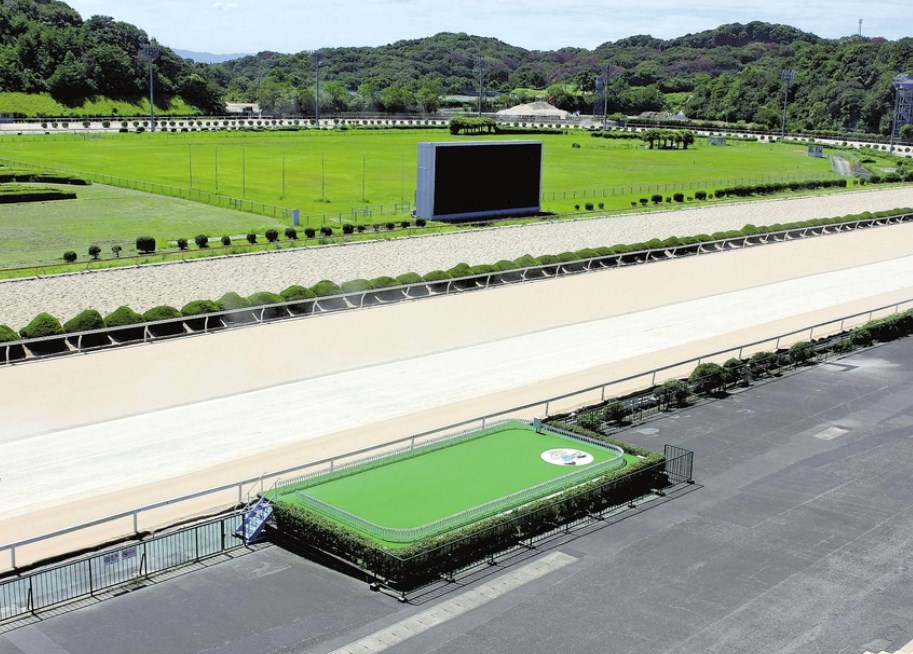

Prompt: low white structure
[497,101,570,119]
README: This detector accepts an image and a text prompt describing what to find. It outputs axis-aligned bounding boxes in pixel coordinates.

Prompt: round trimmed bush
[371,275,403,301]
[194,234,210,248]
[142,305,184,337]
[0,323,25,362]
[20,312,67,354]
[217,292,254,324]
[247,291,288,319]
[63,250,77,263]
[311,279,344,310]
[422,270,452,293]
[280,284,316,315]
[63,308,109,348]
[284,227,297,240]
[136,236,156,254]
[104,305,145,341]
[221,235,232,246]
[177,238,189,251]
[265,229,279,242]
[304,227,316,239]
[688,362,727,396]
[246,232,257,244]
[88,244,101,259]
[340,278,373,294]
[181,299,224,331]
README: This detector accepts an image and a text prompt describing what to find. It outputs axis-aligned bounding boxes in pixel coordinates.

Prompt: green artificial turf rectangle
[272,420,633,544]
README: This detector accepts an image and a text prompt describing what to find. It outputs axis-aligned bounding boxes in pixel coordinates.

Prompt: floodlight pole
[780,69,795,141]
[601,64,610,131]
[313,51,322,124]
[141,43,161,133]
[477,55,484,118]
[889,75,913,153]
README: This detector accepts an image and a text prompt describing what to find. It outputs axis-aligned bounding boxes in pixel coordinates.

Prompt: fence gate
[663,445,694,484]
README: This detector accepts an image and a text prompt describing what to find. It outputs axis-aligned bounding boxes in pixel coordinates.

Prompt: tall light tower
[477,55,484,117]
[780,69,795,140]
[140,43,160,132]
[313,50,322,123]
[890,74,913,152]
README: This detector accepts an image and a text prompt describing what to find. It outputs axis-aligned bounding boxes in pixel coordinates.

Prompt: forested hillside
[0,0,222,112]
[1,1,911,137]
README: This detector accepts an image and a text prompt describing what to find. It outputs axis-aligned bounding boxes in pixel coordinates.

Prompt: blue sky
[64,0,907,54]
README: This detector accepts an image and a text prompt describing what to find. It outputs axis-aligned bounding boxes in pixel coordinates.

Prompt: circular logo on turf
[541,448,594,466]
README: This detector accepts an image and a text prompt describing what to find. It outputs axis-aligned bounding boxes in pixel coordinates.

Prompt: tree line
[2,3,911,138]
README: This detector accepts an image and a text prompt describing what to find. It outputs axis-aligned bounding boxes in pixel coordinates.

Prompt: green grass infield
[269,420,638,546]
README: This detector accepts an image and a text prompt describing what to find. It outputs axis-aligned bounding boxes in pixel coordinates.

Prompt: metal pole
[478,55,483,118]
[314,51,321,124]
[780,69,794,140]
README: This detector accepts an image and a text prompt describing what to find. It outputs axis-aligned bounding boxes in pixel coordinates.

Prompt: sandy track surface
[1,213,913,567]
[0,187,911,329]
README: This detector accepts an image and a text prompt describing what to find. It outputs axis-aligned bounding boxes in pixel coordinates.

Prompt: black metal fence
[0,512,245,623]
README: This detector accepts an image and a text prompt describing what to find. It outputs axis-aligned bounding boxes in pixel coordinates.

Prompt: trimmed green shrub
[657,379,689,409]
[320,226,333,237]
[221,235,232,246]
[20,312,67,354]
[142,305,184,337]
[0,323,25,361]
[194,234,209,248]
[396,272,428,297]
[342,223,355,235]
[265,229,279,242]
[104,305,145,341]
[280,284,316,315]
[177,238,189,250]
[603,401,630,424]
[689,362,727,396]
[181,299,224,331]
[284,227,297,240]
[111,245,122,257]
[422,270,452,293]
[218,292,255,324]
[416,218,427,227]
[788,341,815,365]
[749,351,778,377]
[304,227,316,238]
[63,250,77,263]
[88,244,101,259]
[340,279,373,294]
[247,291,288,319]
[136,236,156,253]
[311,280,342,297]
[63,308,109,348]
[246,232,257,244]
[371,275,404,301]
[723,357,749,387]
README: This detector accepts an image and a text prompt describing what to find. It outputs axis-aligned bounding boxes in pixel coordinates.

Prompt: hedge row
[270,425,664,589]
[2,207,911,348]
[571,308,913,433]
[714,178,848,198]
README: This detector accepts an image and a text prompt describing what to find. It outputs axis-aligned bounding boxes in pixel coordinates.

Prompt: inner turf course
[277,422,630,536]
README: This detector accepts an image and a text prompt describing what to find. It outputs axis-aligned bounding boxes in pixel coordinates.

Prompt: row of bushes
[64,220,432,261]
[6,206,910,344]
[1,188,77,204]
[0,172,89,185]
[714,178,848,198]
[573,309,913,433]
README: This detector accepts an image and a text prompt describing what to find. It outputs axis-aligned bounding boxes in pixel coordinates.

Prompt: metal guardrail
[3,211,912,365]
[1,294,910,574]
[0,512,245,623]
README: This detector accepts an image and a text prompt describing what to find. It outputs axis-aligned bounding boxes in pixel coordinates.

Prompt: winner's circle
[540,448,594,466]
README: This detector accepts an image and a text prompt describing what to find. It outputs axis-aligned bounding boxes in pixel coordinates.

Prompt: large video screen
[415,141,542,221]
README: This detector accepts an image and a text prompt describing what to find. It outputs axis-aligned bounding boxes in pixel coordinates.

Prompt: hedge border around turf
[268,423,665,591]
[2,207,912,362]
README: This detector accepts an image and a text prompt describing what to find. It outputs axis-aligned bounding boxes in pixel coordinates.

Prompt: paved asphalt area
[3,340,913,654]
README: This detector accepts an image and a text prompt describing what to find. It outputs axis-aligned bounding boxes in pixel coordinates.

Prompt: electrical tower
[890,74,913,151]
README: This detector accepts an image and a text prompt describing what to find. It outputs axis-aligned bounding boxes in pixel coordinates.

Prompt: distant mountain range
[173,49,252,64]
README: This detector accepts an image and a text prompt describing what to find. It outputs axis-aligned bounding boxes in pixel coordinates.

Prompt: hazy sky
[64,0,906,54]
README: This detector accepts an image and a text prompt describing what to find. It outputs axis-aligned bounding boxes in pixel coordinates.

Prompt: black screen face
[432,143,541,216]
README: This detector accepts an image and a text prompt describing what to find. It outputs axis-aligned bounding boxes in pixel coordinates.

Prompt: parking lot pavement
[3,339,913,654]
